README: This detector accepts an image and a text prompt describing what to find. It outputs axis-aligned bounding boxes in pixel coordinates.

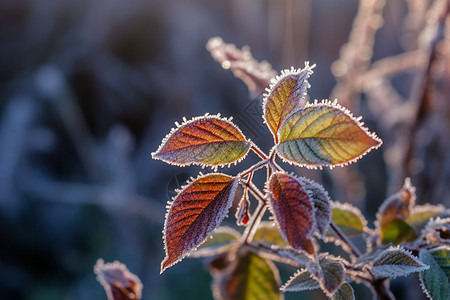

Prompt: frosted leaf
[419,245,450,300]
[94,259,143,300]
[281,269,320,292]
[276,100,382,169]
[420,217,450,245]
[329,201,367,237]
[371,246,429,278]
[307,256,345,297]
[161,173,238,273]
[375,178,416,243]
[267,172,316,255]
[263,63,315,142]
[405,204,446,232]
[298,177,332,238]
[152,114,251,170]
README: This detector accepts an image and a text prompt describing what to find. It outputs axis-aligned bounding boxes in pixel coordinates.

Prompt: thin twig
[330,221,362,258]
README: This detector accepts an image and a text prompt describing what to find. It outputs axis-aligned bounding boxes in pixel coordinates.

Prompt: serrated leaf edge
[262,62,316,141]
[152,113,251,171]
[275,99,382,170]
[371,245,429,278]
[418,245,450,300]
[161,173,238,273]
[330,200,368,232]
[309,255,346,297]
[298,177,332,239]
[280,268,320,292]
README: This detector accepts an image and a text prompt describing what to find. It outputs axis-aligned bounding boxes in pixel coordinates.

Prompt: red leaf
[161,173,238,273]
[267,172,316,255]
[94,259,143,300]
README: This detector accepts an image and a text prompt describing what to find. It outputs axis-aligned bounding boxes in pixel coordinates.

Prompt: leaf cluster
[152,46,449,299]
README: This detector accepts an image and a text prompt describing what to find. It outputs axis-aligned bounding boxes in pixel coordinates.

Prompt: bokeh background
[1,0,449,299]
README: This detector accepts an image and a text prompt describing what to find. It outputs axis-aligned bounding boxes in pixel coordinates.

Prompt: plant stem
[239,180,268,244]
[329,221,361,258]
[250,143,268,160]
[242,202,267,243]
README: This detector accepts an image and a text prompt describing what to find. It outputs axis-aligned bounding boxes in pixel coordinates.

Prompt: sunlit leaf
[371,246,428,278]
[263,63,315,142]
[405,204,446,232]
[213,251,283,300]
[94,259,143,300]
[267,172,316,255]
[314,257,345,297]
[191,226,241,258]
[206,37,277,95]
[276,100,382,169]
[419,246,450,300]
[298,177,332,238]
[281,269,320,292]
[161,173,238,273]
[253,221,288,247]
[376,178,416,243]
[152,114,251,169]
[329,201,367,237]
[332,283,355,300]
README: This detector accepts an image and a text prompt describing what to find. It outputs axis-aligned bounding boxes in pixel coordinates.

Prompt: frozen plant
[150,44,449,300]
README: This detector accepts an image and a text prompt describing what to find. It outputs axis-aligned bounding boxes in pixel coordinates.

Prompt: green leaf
[253,221,288,246]
[376,178,415,242]
[276,100,382,169]
[281,269,320,292]
[191,226,240,257]
[329,201,366,237]
[332,283,355,300]
[371,246,428,278]
[213,252,283,300]
[419,246,450,300]
[381,218,418,245]
[405,204,445,232]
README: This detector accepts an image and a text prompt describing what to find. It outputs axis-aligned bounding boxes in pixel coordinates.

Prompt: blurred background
[0,0,448,299]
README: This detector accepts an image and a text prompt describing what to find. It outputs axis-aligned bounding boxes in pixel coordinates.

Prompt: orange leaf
[267,172,316,255]
[263,63,315,143]
[161,173,238,273]
[152,114,251,169]
[276,100,382,169]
